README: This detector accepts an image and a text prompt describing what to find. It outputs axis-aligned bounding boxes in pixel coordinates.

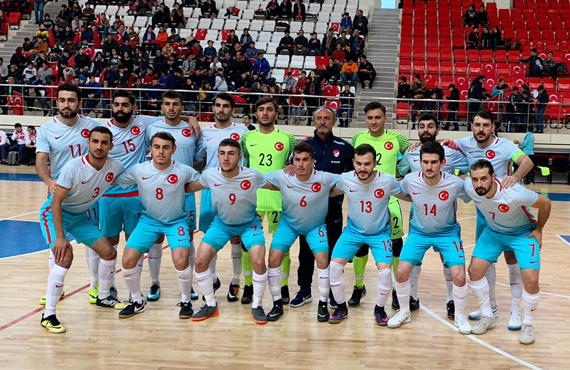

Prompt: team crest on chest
[81,129,90,138]
[312,183,322,192]
[167,174,179,184]
[105,172,115,182]
[230,133,240,141]
[275,142,284,151]
[374,189,385,198]
[384,142,394,151]
[498,204,509,213]
[130,126,141,136]
[439,191,449,201]
[182,128,192,137]
[333,149,340,157]
[485,150,496,159]
[240,180,251,190]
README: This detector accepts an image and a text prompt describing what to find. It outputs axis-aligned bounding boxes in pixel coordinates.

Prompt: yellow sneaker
[40,314,66,334]
[39,291,65,306]
[88,285,99,304]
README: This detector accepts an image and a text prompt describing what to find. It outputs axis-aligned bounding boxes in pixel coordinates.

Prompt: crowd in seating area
[0,0,373,127]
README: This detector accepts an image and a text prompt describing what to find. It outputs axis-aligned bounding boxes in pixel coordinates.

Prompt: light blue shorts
[473,227,540,270]
[332,224,393,264]
[125,215,190,254]
[99,194,142,238]
[185,193,197,232]
[202,215,265,251]
[475,208,487,241]
[198,188,215,233]
[40,200,104,249]
[400,226,465,268]
[85,202,99,227]
[271,220,328,255]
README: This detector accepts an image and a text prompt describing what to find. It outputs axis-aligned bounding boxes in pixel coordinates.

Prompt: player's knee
[194,257,209,273]
[451,269,466,286]
[315,254,329,269]
[392,238,403,257]
[522,272,540,293]
[395,269,410,283]
[173,254,189,270]
[268,253,281,268]
[467,265,484,281]
[99,246,117,261]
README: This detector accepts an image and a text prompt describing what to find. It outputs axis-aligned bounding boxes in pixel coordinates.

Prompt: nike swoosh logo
[55,284,64,288]
[286,185,293,188]
[81,180,90,184]
[530,261,538,264]
[320,240,326,243]
[142,176,152,180]
[349,190,357,192]
[250,144,258,147]
[253,233,262,236]
[413,159,420,162]
[380,292,389,295]
[55,136,63,140]
[178,239,185,242]
[214,183,222,186]
[413,192,421,195]
[207,137,214,141]
[386,255,391,258]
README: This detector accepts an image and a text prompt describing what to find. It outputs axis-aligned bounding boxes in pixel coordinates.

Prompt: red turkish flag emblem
[81,129,90,138]
[240,180,251,190]
[374,189,385,198]
[230,133,240,141]
[275,142,284,151]
[312,183,322,192]
[182,128,192,137]
[485,150,496,159]
[167,174,179,184]
[498,204,510,213]
[384,142,394,151]
[439,191,449,201]
[130,126,141,136]
[105,172,115,182]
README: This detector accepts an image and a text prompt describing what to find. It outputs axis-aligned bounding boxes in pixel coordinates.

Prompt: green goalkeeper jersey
[350,129,411,177]
[242,128,297,211]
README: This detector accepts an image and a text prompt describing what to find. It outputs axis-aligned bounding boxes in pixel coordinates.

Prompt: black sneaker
[329,290,338,309]
[281,285,290,305]
[290,288,312,307]
[147,284,161,301]
[267,299,284,321]
[119,300,146,318]
[391,289,400,310]
[227,283,240,302]
[178,301,193,319]
[252,306,268,324]
[447,300,455,320]
[191,287,198,300]
[202,277,222,301]
[329,303,348,324]
[191,303,219,321]
[241,284,253,305]
[96,295,124,309]
[317,300,329,322]
[410,297,420,311]
[110,286,118,299]
[348,285,366,307]
[374,305,389,326]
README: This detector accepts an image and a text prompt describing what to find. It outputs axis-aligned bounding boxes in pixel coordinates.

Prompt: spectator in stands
[443,83,460,131]
[56,5,70,27]
[332,43,346,63]
[521,48,544,78]
[491,26,503,50]
[353,9,368,36]
[535,85,548,133]
[71,15,83,32]
[201,0,219,18]
[279,0,293,19]
[242,114,255,130]
[289,86,305,125]
[305,70,322,125]
[397,76,411,99]
[480,26,492,50]
[341,59,358,86]
[478,5,488,27]
[168,28,181,43]
[245,42,259,60]
[240,28,253,46]
[74,48,91,75]
[253,53,271,79]
[294,30,308,55]
[517,89,533,132]
[0,58,8,79]
[210,56,222,72]
[425,89,443,121]
[82,75,101,116]
[0,129,9,164]
[43,14,54,29]
[214,68,229,92]
[153,49,168,75]
[357,55,376,89]
[543,51,558,80]
[321,28,337,56]
[340,12,353,34]
[322,58,340,85]
[293,0,306,22]
[34,0,45,24]
[348,29,365,59]
[306,33,321,56]
[467,75,485,127]
[410,74,428,128]
[266,0,280,19]
[36,23,49,39]
[277,30,295,55]
[21,62,37,85]
[152,3,171,27]
[467,27,480,49]
[337,30,349,49]
[515,126,535,184]
[506,87,520,131]
[10,123,30,165]
[297,70,308,91]
[338,83,355,127]
[463,5,478,27]
[145,76,163,113]
[170,3,186,27]
[97,14,109,36]
[204,40,217,59]
[283,71,298,92]
[226,29,239,48]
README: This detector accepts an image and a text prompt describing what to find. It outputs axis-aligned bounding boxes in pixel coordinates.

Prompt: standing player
[39,127,123,333]
[116,132,200,319]
[327,144,402,325]
[398,113,469,319]
[240,97,296,304]
[195,93,249,301]
[189,139,269,324]
[451,110,534,330]
[387,141,473,335]
[36,83,103,305]
[465,159,550,344]
[144,91,200,301]
[264,142,339,322]
[349,102,410,308]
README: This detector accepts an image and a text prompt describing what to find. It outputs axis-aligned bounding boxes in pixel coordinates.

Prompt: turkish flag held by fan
[95,14,102,26]
[49,29,56,48]
[68,55,75,67]
[93,28,101,48]
[74,29,81,43]
[12,91,24,115]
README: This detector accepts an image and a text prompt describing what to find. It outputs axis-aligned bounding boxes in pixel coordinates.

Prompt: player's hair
[90,126,114,142]
[151,131,176,146]
[420,140,445,162]
[161,90,184,103]
[474,109,494,122]
[417,113,439,128]
[218,138,241,154]
[112,90,135,105]
[313,106,337,123]
[56,83,82,102]
[214,92,235,109]
[364,101,386,115]
[14,123,22,128]
[28,125,35,130]
[470,159,495,175]
[255,96,278,111]
[293,141,315,159]
[354,143,376,160]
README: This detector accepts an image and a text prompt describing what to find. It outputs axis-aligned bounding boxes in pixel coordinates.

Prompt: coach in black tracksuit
[291,107,354,307]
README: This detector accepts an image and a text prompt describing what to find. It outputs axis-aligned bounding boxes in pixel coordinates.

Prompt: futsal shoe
[374,305,389,326]
[191,304,219,321]
[468,305,498,321]
[191,287,198,300]
[447,300,455,320]
[329,304,348,324]
[40,314,66,334]
[96,295,126,310]
[241,285,253,304]
[409,297,420,311]
[39,291,65,305]
[348,285,366,307]
[252,306,268,324]
[88,285,99,304]
[290,288,312,308]
[110,286,118,299]
[147,284,161,301]
[391,289,399,310]
[454,315,472,335]
[471,316,496,335]
[508,311,523,331]
[118,300,146,318]
[387,310,411,328]
[317,301,329,322]
[519,324,535,345]
[178,301,193,319]
[281,285,290,305]
[202,278,221,301]
[227,283,240,302]
[267,300,284,321]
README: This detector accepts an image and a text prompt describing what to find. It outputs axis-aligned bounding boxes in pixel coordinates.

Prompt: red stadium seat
[495,50,508,63]
[427,61,440,74]
[195,29,207,41]
[455,76,469,91]
[441,76,454,88]
[441,61,454,75]
[497,63,510,76]
[481,50,494,62]
[413,61,426,74]
[221,30,231,41]
[549,92,562,103]
[510,64,525,77]
[399,60,412,74]
[529,78,542,90]
[508,50,521,63]
[424,75,440,89]
[482,63,496,77]
[454,50,466,62]
[469,63,482,75]
[467,49,480,62]
[8,13,21,30]
[558,78,570,92]
[544,78,556,91]
[396,102,409,118]
[455,62,468,75]
[484,77,497,91]
[511,77,528,90]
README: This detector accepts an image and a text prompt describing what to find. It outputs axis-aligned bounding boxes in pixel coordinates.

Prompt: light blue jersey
[399,143,470,175]
[464,178,539,234]
[145,119,198,166]
[36,115,102,179]
[335,171,400,235]
[265,170,338,233]
[195,123,248,169]
[455,136,524,177]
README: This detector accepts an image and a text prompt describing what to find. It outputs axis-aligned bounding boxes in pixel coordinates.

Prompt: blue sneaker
[329,304,348,324]
[190,287,198,300]
[290,288,312,308]
[147,284,161,301]
[374,305,389,326]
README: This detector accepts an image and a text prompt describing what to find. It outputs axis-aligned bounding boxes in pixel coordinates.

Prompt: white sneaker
[519,324,535,345]
[454,315,472,335]
[508,311,523,331]
[468,305,499,321]
[472,316,496,335]
[387,310,411,329]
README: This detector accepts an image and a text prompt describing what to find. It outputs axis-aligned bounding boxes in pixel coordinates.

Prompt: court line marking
[0,245,170,333]
[0,211,39,222]
[496,282,570,299]
[555,234,570,246]
[0,249,49,261]
[420,303,545,370]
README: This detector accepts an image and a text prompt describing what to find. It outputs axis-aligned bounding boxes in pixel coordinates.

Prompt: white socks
[45,264,68,317]
[508,263,522,313]
[48,249,55,270]
[148,243,163,285]
[376,268,392,307]
[453,283,468,317]
[252,270,268,309]
[443,267,453,303]
[522,289,540,325]
[123,265,143,303]
[268,266,282,301]
[410,265,421,300]
[85,246,99,289]
[395,279,411,313]
[330,261,345,304]
[195,268,216,307]
[209,254,218,282]
[111,244,118,288]
[177,265,193,303]
[317,267,330,303]
[485,263,497,308]
[98,258,116,299]
[231,243,242,285]
[470,277,493,317]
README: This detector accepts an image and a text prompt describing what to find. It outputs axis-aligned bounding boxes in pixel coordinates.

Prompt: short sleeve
[501,139,524,163]
[194,135,206,162]
[450,149,470,174]
[325,172,340,188]
[335,175,348,193]
[264,170,283,187]
[454,176,471,203]
[399,174,411,195]
[183,165,200,183]
[395,132,411,154]
[199,169,212,188]
[463,178,474,197]
[253,169,267,189]
[57,162,75,189]
[286,132,296,156]
[399,151,411,176]
[115,166,137,188]
[36,126,50,153]
[515,185,539,207]
[387,175,400,196]
[454,137,470,152]
[138,115,159,128]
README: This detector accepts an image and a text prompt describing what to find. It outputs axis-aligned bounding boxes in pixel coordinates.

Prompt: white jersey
[400,171,471,234]
[465,178,539,234]
[455,136,524,178]
[36,115,102,179]
[0,131,8,146]
[57,154,123,214]
[199,166,266,225]
[265,170,339,233]
[12,129,30,145]
[104,115,157,195]
[146,119,198,167]
[195,123,248,169]
[336,171,400,235]
[400,143,470,175]
[116,160,199,223]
